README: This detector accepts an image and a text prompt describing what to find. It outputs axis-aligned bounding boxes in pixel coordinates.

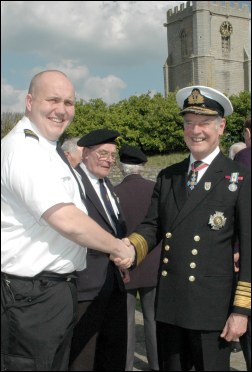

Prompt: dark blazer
[115,174,161,289]
[132,152,251,330]
[234,147,251,168]
[75,164,127,301]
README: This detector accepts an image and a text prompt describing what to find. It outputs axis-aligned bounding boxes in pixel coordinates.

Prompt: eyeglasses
[95,150,117,162]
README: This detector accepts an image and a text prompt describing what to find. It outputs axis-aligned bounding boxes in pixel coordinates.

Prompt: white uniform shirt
[1,116,88,276]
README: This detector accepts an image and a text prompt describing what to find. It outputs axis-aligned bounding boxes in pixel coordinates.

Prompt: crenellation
[167,1,250,22]
[209,1,250,17]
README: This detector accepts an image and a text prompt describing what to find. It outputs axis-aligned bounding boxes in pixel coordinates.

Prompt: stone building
[163,1,251,96]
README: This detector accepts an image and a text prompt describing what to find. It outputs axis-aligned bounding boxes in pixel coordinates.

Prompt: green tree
[2,91,251,155]
[221,91,251,153]
[1,112,23,139]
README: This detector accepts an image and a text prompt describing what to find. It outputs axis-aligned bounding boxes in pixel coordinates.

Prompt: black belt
[1,271,77,282]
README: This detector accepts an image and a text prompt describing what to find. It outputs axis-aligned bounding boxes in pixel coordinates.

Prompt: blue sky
[1,1,251,113]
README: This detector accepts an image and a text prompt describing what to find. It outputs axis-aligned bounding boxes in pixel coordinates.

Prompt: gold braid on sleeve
[128,233,148,266]
[234,281,251,309]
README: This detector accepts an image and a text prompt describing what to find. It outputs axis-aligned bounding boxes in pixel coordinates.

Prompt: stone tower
[163,1,251,96]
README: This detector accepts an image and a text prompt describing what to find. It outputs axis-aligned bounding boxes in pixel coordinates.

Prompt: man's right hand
[110,239,135,269]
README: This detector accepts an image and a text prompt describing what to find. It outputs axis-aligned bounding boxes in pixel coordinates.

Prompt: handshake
[109,238,135,269]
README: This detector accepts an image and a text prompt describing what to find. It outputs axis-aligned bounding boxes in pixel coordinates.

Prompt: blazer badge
[208,211,226,230]
[204,182,211,191]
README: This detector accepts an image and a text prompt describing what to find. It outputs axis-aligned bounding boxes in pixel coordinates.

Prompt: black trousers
[1,272,77,371]
[156,322,230,371]
[69,277,127,371]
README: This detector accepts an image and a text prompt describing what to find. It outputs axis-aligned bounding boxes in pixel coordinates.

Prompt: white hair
[119,162,145,176]
[229,142,246,160]
[61,137,81,153]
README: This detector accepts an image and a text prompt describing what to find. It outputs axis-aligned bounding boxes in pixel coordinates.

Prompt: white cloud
[1,1,187,112]
[82,75,127,103]
[1,79,26,113]
[2,1,186,64]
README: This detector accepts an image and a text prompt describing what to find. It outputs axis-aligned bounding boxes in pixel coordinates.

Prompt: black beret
[77,129,120,147]
[119,145,147,164]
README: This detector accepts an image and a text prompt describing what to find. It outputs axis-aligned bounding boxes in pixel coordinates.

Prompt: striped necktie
[187,160,207,191]
[99,179,123,238]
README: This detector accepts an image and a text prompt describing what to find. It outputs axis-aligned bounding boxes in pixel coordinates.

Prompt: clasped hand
[109,238,135,269]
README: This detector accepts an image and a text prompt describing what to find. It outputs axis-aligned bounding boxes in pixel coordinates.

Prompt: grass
[146,152,188,168]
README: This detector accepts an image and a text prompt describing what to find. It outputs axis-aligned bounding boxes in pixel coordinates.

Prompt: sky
[1,1,251,113]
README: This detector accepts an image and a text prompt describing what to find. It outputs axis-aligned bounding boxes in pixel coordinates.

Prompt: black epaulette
[24,129,39,141]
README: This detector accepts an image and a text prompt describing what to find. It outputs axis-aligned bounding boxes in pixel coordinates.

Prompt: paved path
[133,310,247,371]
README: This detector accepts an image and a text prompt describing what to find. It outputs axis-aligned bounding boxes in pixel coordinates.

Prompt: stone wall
[109,164,163,186]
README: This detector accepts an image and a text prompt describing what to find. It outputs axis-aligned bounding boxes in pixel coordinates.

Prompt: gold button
[194,235,200,242]
[190,262,196,269]
[191,249,198,255]
[164,245,170,251]
[162,270,168,277]
[166,232,172,239]
[189,275,195,282]
[163,258,169,264]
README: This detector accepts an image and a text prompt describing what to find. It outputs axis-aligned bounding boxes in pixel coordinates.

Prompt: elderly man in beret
[69,129,128,371]
[117,86,251,371]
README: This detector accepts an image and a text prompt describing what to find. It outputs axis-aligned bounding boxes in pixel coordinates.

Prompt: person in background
[228,142,246,160]
[115,145,161,371]
[228,139,247,354]
[119,86,251,371]
[233,116,251,371]
[1,70,134,371]
[61,137,83,168]
[234,116,251,167]
[69,129,128,371]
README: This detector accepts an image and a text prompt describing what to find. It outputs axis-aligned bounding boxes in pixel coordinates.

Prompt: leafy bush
[1,112,23,139]
[2,91,250,155]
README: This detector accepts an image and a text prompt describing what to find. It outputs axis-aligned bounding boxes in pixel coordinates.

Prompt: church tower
[163,1,251,96]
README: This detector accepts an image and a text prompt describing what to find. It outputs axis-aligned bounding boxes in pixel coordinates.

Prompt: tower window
[181,30,188,58]
[221,36,230,56]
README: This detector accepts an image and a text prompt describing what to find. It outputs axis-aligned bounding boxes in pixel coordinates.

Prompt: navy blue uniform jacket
[130,152,251,330]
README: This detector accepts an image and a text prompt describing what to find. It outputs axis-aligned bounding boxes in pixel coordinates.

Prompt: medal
[228,183,237,192]
[209,211,227,230]
[225,172,241,192]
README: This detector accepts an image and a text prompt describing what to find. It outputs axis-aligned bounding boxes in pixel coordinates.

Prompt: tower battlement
[166,1,250,24]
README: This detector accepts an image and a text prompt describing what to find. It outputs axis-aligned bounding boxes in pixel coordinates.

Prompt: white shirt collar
[190,146,220,166]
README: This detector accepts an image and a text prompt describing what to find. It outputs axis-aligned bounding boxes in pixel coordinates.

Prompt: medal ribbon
[187,161,208,191]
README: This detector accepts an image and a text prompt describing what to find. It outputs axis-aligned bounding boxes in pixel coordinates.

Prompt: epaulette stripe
[24,129,39,141]
[128,232,148,265]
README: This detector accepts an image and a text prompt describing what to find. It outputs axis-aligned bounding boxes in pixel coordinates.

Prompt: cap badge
[209,211,227,230]
[188,89,205,105]
[225,173,243,192]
